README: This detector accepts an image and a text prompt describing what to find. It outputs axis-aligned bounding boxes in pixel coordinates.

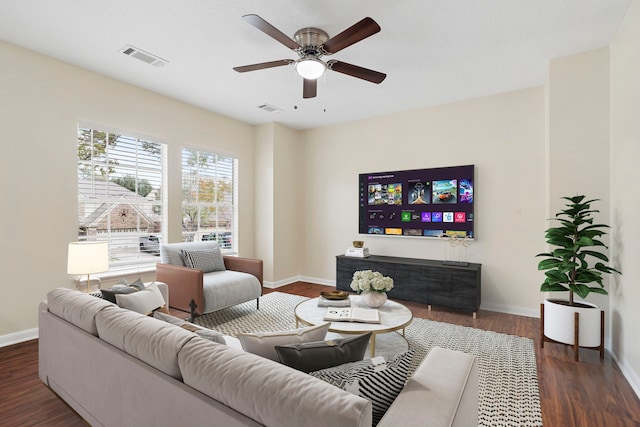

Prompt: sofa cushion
[47,288,114,335]
[181,247,226,273]
[96,305,194,380]
[275,333,371,373]
[178,337,373,427]
[238,322,330,361]
[310,350,415,426]
[202,270,262,313]
[115,282,166,315]
[160,241,223,267]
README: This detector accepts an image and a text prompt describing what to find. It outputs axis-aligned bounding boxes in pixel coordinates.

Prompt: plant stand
[540,303,604,362]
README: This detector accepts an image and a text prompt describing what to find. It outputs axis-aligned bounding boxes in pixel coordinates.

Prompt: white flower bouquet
[350,270,394,293]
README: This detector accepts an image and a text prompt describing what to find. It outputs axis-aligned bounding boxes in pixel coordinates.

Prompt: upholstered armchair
[156,242,263,321]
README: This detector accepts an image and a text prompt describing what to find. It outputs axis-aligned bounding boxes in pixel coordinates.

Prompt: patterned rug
[194,292,543,427]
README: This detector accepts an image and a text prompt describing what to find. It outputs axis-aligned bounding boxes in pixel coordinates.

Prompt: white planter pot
[543,298,602,347]
[361,291,387,308]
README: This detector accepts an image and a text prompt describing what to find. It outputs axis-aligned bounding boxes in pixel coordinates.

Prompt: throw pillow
[115,282,166,315]
[152,311,226,345]
[237,322,330,361]
[275,332,371,373]
[181,247,226,273]
[128,278,146,290]
[194,329,226,345]
[310,350,415,426]
[100,285,139,304]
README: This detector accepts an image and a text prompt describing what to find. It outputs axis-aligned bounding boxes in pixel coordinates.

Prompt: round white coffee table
[294,295,413,357]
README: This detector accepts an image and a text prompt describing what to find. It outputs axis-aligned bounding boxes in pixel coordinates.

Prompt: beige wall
[302,87,546,315]
[611,0,640,395]
[546,48,612,319]
[253,123,275,281]
[272,123,303,283]
[253,122,304,284]
[0,40,256,337]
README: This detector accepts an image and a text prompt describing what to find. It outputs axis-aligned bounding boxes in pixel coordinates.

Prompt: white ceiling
[0,0,633,130]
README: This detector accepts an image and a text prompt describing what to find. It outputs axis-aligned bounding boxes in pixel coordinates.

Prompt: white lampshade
[67,241,109,276]
[295,58,326,80]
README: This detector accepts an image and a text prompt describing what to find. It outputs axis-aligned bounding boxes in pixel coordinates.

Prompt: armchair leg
[189,299,197,323]
[256,297,260,310]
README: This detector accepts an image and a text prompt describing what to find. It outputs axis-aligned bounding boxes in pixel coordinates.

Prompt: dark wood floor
[3,282,640,426]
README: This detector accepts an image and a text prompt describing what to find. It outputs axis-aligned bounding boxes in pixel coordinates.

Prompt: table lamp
[67,241,109,292]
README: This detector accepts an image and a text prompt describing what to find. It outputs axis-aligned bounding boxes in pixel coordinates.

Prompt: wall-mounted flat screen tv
[359,165,475,238]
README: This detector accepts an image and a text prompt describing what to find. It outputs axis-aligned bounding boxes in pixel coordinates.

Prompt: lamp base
[75,277,101,293]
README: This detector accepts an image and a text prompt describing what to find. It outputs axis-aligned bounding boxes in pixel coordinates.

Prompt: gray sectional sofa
[39,287,479,427]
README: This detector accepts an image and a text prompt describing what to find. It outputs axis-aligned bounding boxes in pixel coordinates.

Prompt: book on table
[323,307,380,324]
[317,296,351,307]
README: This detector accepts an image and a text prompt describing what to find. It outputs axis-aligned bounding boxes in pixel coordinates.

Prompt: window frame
[181,146,238,253]
[76,123,167,274]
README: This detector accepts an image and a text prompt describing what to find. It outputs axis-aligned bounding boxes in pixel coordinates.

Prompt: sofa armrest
[156,263,205,315]
[223,256,264,289]
[377,347,478,427]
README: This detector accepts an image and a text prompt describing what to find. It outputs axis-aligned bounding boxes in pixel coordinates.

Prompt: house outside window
[181,147,237,252]
[77,125,166,272]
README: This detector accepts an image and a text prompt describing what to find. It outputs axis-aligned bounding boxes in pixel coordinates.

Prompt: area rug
[194,292,543,427]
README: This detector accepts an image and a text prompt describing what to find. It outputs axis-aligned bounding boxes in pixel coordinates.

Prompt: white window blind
[181,147,236,252]
[77,126,166,272]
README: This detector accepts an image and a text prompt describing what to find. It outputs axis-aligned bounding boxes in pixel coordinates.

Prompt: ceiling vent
[258,104,283,113]
[121,45,168,67]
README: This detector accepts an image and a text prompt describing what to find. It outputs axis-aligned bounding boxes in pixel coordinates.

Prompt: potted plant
[536,195,620,359]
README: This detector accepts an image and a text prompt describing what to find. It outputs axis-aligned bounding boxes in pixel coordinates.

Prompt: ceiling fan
[233,14,387,99]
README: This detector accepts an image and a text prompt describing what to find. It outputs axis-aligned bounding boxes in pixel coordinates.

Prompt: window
[181,147,236,251]
[77,126,166,272]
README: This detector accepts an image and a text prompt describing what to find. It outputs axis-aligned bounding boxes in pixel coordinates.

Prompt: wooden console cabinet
[336,255,482,316]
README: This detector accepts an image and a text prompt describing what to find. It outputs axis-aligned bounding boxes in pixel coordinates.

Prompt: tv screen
[359,165,475,238]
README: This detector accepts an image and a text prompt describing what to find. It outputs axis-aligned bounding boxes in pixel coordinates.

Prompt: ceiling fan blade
[322,17,381,54]
[233,60,293,73]
[328,60,386,84]
[242,14,300,50]
[303,79,317,99]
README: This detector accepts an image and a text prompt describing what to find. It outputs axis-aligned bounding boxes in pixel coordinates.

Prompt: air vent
[258,104,283,113]
[121,45,168,67]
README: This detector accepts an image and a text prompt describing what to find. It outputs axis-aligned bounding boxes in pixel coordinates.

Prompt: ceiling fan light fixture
[295,58,326,80]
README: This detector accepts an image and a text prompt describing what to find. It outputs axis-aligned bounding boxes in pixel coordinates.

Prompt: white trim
[0,328,38,347]
[611,352,640,400]
[263,276,336,289]
[479,302,539,318]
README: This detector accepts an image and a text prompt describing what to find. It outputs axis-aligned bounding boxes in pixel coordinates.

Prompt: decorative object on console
[440,234,473,266]
[352,240,364,248]
[350,270,393,308]
[67,241,109,292]
[536,195,621,361]
[345,246,370,257]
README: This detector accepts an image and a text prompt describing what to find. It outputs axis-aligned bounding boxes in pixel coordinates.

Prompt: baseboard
[479,302,539,318]
[611,352,640,400]
[263,276,336,289]
[0,328,38,347]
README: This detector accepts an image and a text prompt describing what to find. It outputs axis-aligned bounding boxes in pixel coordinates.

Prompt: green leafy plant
[536,195,620,305]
